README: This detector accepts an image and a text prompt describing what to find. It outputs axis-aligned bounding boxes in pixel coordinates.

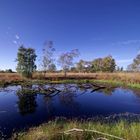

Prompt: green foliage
[75,55,116,72]
[91,58,102,72]
[0,69,13,73]
[102,56,116,72]
[91,56,116,72]
[70,67,77,72]
[76,59,86,72]
[16,46,37,78]
[5,69,13,73]
[76,60,91,72]
[117,66,123,72]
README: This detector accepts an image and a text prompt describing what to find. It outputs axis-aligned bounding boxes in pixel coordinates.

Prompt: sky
[0,0,140,70]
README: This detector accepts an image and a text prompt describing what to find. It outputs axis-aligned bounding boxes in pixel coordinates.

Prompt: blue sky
[0,0,140,70]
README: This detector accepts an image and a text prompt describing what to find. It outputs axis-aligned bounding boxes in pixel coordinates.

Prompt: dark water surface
[0,84,140,138]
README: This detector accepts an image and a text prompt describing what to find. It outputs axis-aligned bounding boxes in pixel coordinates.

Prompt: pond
[0,83,140,138]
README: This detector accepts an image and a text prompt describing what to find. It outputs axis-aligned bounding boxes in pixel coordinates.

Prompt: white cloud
[13,40,17,44]
[137,50,140,54]
[15,34,20,40]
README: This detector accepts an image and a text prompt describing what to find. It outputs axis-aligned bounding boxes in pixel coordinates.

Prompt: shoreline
[0,72,140,90]
[0,79,140,90]
[13,117,140,140]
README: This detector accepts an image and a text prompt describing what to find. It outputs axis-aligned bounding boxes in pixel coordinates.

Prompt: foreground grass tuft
[14,119,140,140]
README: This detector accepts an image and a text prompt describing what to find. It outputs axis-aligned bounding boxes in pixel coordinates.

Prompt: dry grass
[0,72,140,86]
[33,72,140,83]
[0,73,23,82]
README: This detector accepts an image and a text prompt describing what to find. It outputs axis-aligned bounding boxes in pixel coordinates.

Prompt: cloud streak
[13,40,17,45]
[15,34,20,40]
[112,39,140,46]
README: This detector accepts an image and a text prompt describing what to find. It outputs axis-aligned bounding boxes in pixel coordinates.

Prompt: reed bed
[0,72,140,89]
[33,72,140,83]
[0,72,139,83]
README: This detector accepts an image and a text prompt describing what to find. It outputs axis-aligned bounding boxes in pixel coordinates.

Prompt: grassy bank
[1,72,140,82]
[14,119,140,140]
[0,72,140,90]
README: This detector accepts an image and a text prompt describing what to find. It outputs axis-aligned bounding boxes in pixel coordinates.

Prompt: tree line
[16,41,139,78]
[127,54,140,72]
[74,55,116,73]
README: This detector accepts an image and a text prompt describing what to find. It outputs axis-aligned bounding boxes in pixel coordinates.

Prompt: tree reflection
[43,95,55,117]
[59,84,79,110]
[42,84,80,115]
[76,83,114,96]
[16,85,37,116]
[15,83,113,116]
[98,87,115,96]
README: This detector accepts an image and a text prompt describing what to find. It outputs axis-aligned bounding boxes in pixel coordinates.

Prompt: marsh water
[1,84,140,138]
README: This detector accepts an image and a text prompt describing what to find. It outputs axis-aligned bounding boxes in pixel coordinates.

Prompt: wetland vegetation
[1,83,140,139]
[0,47,140,139]
[1,1,140,139]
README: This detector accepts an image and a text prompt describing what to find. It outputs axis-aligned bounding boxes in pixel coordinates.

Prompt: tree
[17,90,37,115]
[127,64,136,72]
[127,54,140,72]
[91,56,116,72]
[76,60,92,73]
[70,67,77,72]
[76,59,85,72]
[58,49,79,77]
[41,41,55,75]
[91,58,103,72]
[5,69,13,73]
[102,56,116,72]
[84,61,92,72]
[120,67,124,71]
[48,63,56,72]
[16,46,37,78]
[117,66,123,72]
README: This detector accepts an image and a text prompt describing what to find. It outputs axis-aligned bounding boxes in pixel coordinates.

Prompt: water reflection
[16,85,37,115]
[43,95,55,117]
[1,84,140,138]
[17,94,37,115]
[58,84,80,111]
[97,87,116,96]
[14,84,118,116]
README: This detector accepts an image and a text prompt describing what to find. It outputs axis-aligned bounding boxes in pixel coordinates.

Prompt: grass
[90,79,140,89]
[2,72,140,139]
[33,72,140,84]
[13,119,140,140]
[1,72,140,90]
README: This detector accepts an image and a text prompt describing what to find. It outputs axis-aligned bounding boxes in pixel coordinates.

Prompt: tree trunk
[44,71,46,79]
[64,70,67,78]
